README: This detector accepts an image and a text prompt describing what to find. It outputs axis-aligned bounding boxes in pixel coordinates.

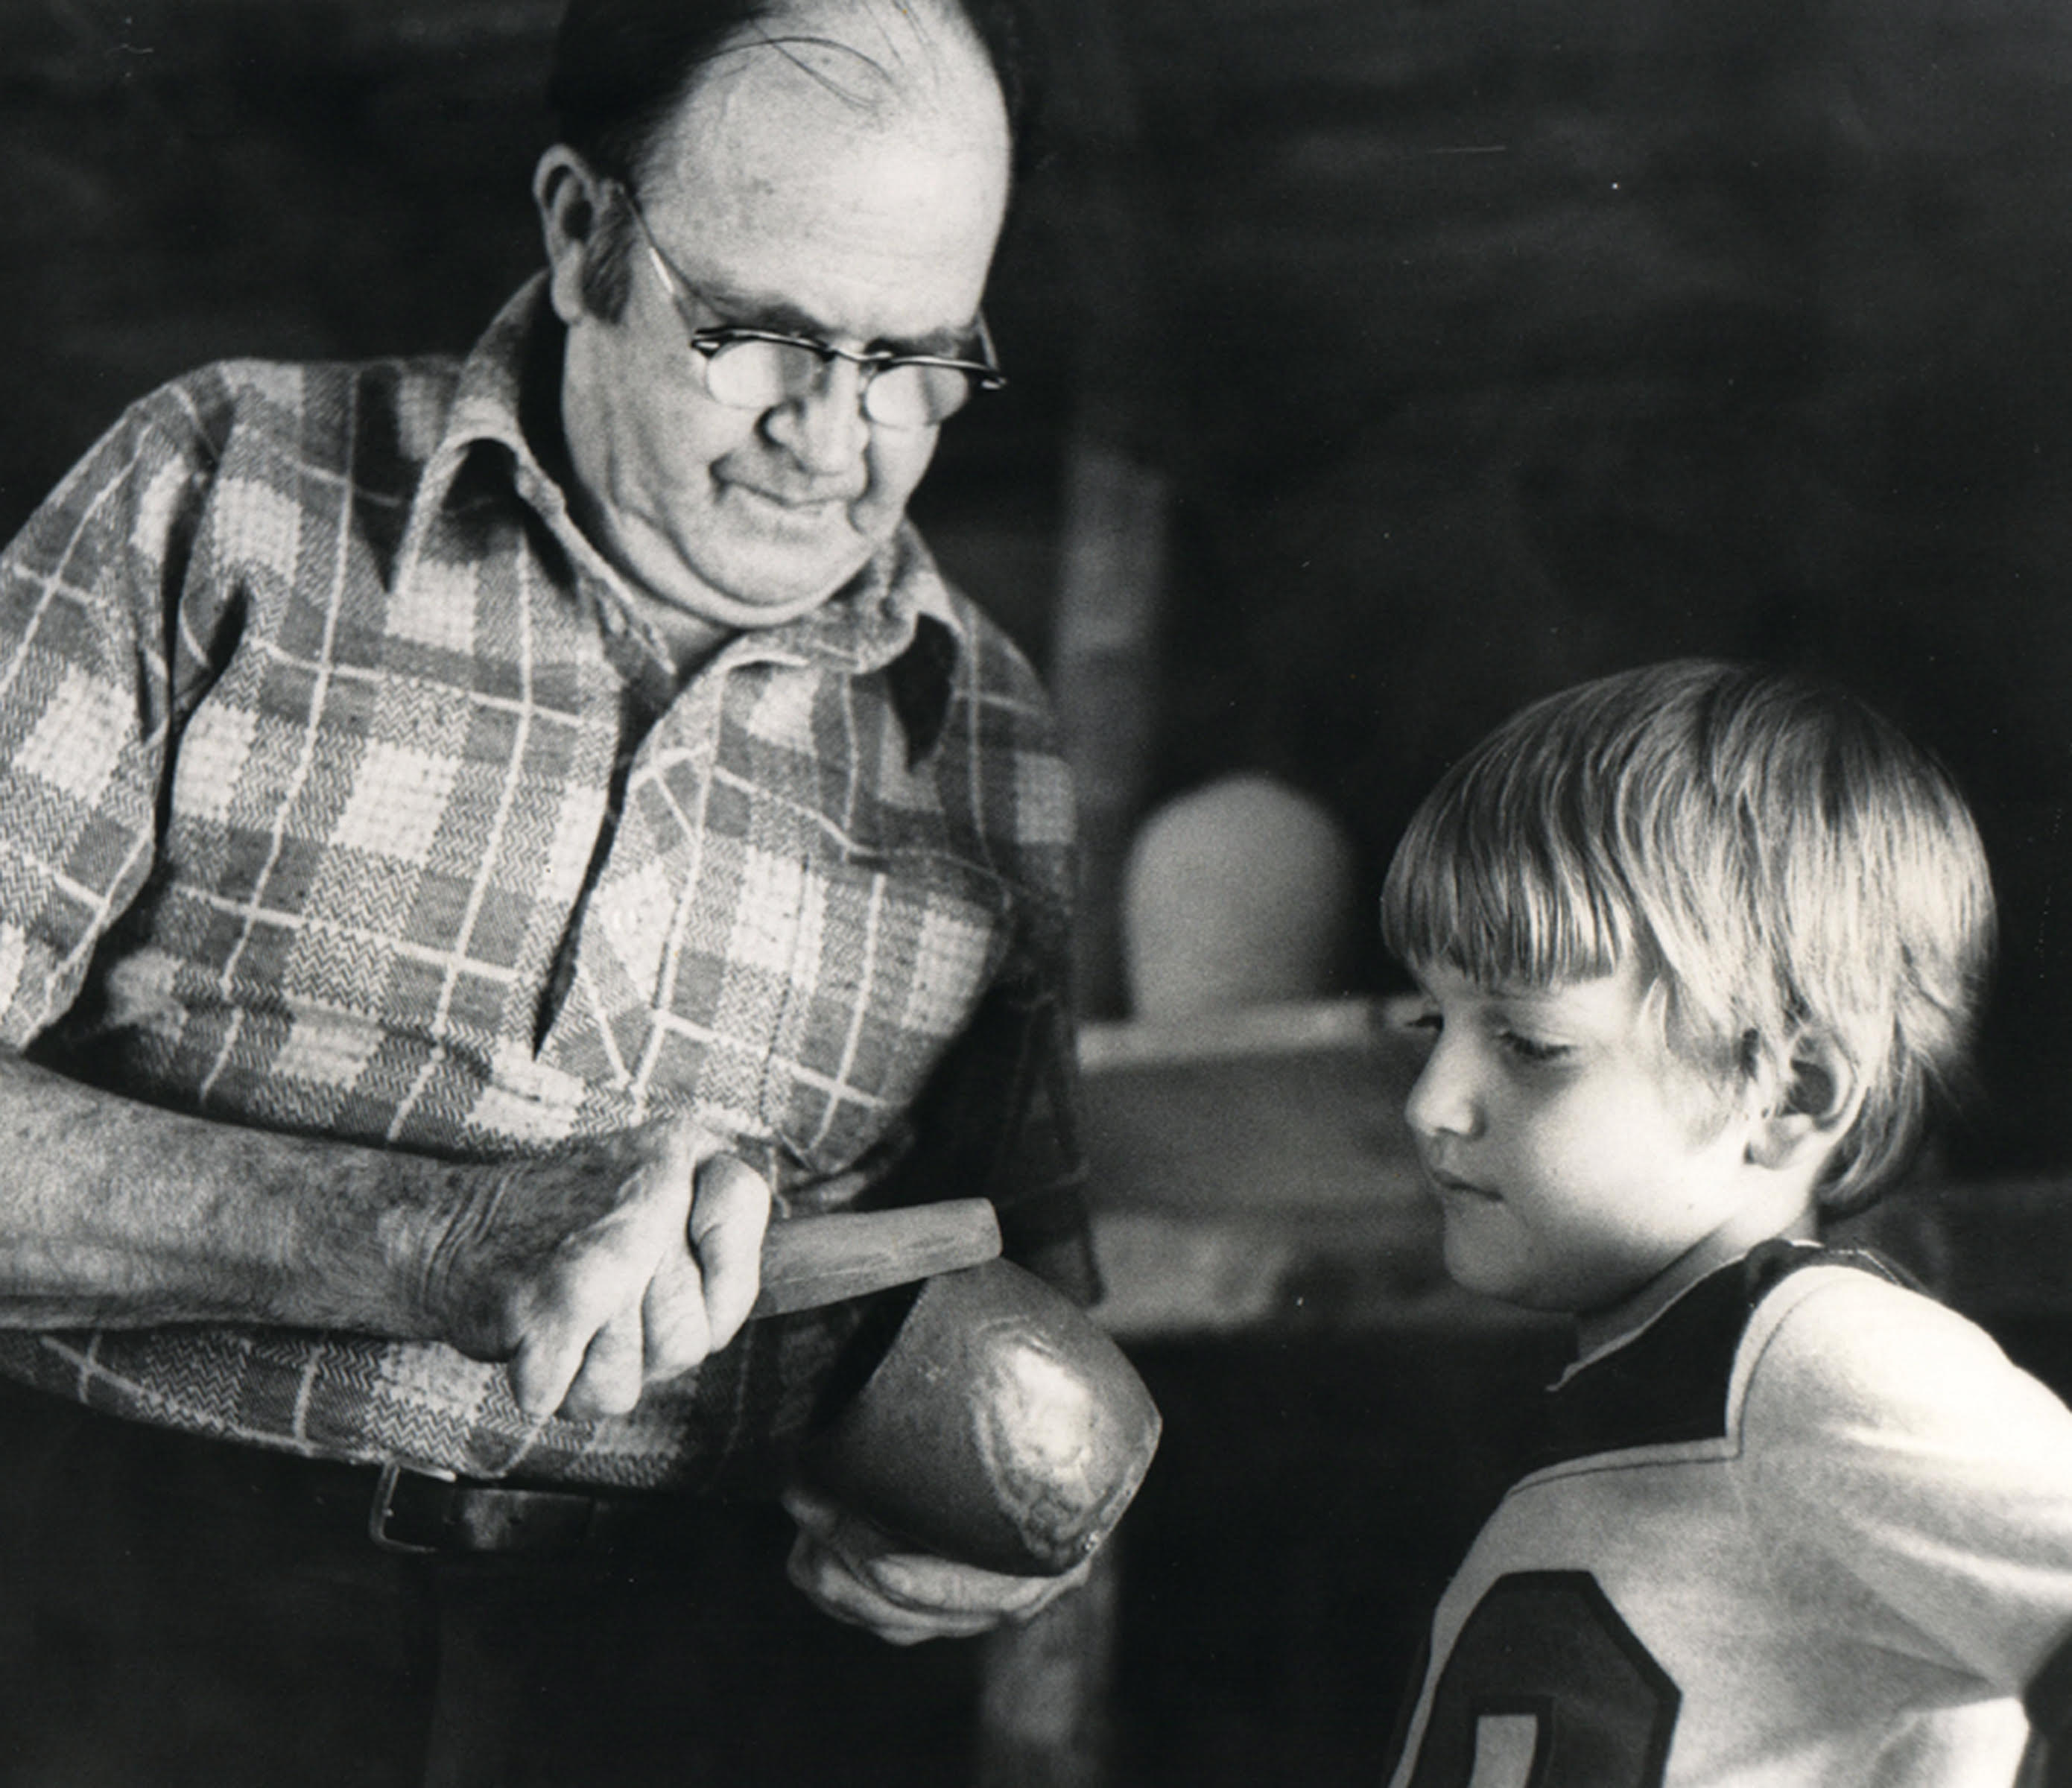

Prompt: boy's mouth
[1426,1166,1501,1203]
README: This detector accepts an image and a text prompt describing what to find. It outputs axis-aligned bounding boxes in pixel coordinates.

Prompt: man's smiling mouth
[724,477,858,516]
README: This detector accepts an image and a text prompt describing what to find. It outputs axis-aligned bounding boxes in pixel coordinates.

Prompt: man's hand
[419,1118,770,1421]
[782,1482,1091,1645]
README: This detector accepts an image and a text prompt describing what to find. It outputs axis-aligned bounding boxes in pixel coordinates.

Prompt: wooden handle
[750,1199,1003,1318]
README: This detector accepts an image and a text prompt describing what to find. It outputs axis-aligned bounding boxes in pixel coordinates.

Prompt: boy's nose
[1404,1037,1482,1143]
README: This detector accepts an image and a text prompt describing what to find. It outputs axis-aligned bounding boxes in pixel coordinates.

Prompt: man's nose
[764,360,871,475]
[1404,1033,1481,1143]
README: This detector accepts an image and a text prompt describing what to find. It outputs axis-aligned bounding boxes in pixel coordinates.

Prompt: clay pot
[802,1258,1162,1576]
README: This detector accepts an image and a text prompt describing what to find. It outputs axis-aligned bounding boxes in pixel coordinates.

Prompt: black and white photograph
[2,1,2071,1782]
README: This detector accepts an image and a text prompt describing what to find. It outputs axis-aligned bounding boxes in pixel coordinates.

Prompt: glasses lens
[700,338,980,427]
[863,363,976,428]
[700,339,823,410]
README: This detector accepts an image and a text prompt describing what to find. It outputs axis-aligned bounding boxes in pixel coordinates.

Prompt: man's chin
[718,480,864,542]
[697,540,879,617]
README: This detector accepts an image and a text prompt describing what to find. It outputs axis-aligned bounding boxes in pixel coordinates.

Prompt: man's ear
[1746,1031,1863,1172]
[534,145,607,327]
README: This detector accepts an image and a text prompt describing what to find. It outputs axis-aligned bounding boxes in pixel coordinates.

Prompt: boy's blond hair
[1381,659,1997,1211]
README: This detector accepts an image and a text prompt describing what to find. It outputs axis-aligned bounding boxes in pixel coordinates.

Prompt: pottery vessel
[803,1258,1162,1576]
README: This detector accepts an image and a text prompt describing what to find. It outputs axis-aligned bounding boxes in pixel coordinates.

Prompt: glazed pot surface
[803,1259,1162,1576]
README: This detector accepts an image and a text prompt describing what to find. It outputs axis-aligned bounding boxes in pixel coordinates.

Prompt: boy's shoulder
[1536,1238,2069,1481]
[1734,1243,2068,1450]
[1538,1240,1912,1470]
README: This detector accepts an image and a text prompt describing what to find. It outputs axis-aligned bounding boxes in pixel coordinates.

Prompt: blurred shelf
[1080,999,1554,1340]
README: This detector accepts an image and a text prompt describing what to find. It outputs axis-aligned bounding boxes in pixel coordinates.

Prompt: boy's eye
[1391,1000,1442,1037]
[1498,1030,1570,1065]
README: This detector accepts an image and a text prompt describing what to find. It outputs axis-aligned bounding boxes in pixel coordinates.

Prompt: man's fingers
[779,1484,1069,1623]
[782,1480,864,1550]
[785,1533,999,1645]
[486,1123,767,1419]
[560,1306,647,1419]
[503,1129,693,1416]
[508,1311,591,1418]
[640,1248,712,1382]
[858,1547,1065,1620]
[688,1153,770,1350]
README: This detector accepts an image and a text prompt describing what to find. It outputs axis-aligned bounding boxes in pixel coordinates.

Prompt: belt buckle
[368,1459,457,1554]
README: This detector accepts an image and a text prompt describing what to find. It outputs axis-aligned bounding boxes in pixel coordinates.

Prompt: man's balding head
[549,0,1024,323]
[548,0,1034,188]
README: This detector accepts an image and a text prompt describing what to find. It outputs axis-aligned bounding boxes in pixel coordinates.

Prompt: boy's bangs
[1384,799,1629,987]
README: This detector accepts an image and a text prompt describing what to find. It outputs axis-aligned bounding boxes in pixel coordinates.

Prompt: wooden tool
[750,1198,1003,1317]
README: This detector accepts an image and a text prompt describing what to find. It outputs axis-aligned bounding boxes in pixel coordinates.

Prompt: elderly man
[0,0,1093,1779]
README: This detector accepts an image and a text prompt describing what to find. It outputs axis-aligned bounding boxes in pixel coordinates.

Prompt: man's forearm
[0,1050,452,1334]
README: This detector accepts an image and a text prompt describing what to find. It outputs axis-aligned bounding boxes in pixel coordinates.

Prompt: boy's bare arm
[0,1050,767,1418]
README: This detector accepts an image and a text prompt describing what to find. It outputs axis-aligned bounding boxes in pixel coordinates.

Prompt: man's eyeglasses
[620,188,1006,431]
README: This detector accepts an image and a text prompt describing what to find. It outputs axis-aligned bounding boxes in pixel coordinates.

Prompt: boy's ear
[1746,1031,1862,1172]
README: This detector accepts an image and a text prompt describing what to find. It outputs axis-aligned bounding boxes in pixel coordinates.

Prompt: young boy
[1377,659,2072,1787]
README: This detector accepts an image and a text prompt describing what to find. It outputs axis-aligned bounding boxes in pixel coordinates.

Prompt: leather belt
[366,1459,640,1556]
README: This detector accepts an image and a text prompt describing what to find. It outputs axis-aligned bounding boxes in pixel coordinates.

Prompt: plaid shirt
[0,278,1089,1491]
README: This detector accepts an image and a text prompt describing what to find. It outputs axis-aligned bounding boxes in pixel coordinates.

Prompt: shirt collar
[401,276,967,756]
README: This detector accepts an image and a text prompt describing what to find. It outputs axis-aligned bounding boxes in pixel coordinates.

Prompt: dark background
[4,1,2071,1781]
[7,0,2069,1167]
